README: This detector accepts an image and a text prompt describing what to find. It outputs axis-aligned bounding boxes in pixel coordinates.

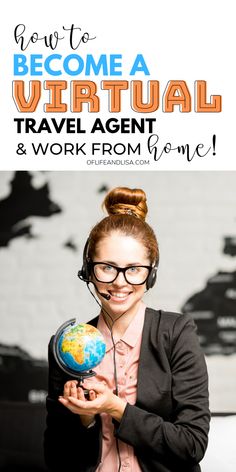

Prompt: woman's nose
[113,271,127,285]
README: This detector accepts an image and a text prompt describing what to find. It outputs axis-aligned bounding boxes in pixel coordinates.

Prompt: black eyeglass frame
[89,261,152,285]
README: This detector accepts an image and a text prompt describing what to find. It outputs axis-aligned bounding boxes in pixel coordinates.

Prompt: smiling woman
[44,186,210,472]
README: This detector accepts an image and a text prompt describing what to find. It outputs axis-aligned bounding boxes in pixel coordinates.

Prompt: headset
[77,238,92,283]
[78,237,158,290]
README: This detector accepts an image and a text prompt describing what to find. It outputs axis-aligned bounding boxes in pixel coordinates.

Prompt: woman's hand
[58,380,96,427]
[59,380,127,423]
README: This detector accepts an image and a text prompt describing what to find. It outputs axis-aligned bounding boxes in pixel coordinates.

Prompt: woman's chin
[103,295,142,316]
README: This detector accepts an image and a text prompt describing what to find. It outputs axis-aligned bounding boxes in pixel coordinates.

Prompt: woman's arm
[115,315,210,466]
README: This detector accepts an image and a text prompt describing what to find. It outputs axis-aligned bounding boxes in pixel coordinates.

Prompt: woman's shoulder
[146,307,196,335]
[146,306,192,321]
[145,307,200,360]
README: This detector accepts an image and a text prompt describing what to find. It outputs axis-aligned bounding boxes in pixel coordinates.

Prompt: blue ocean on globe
[57,322,106,373]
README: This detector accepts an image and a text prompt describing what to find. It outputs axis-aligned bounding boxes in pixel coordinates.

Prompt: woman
[44,186,210,472]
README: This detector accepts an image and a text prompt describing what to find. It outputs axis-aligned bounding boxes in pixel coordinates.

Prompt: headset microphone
[91,282,111,301]
[99,292,111,300]
[78,267,111,300]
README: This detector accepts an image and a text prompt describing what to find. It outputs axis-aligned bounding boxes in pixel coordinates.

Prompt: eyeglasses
[90,262,152,285]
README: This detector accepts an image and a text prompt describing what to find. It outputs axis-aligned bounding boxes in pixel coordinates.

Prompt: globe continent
[58,323,106,373]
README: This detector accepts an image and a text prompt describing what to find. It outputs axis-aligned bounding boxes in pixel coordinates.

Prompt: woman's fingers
[58,396,81,414]
[63,380,78,397]
[60,380,108,416]
[83,381,106,394]
[68,395,98,409]
[77,387,86,400]
[70,382,77,398]
[59,394,96,413]
[89,390,96,401]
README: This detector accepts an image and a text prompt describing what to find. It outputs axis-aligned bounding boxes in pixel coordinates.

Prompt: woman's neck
[101,302,142,339]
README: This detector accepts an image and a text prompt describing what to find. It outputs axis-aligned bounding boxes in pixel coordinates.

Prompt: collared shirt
[93,302,146,472]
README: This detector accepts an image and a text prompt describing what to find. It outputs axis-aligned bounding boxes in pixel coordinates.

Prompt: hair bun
[103,187,148,221]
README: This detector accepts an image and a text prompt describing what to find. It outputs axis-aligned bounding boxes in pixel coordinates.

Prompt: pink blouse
[93,302,146,472]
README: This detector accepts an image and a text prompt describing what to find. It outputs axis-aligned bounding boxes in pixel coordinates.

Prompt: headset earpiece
[146,261,158,290]
[78,238,91,282]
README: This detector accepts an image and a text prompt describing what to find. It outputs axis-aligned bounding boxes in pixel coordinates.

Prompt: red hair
[87,187,159,266]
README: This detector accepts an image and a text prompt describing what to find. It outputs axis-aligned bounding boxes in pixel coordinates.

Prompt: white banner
[0,0,234,170]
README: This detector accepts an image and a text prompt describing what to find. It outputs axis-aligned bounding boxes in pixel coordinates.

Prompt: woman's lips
[108,290,132,301]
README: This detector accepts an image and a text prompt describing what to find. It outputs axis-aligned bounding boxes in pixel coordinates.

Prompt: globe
[53,319,106,378]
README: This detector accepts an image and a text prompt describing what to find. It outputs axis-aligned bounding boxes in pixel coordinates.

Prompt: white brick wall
[0,171,236,411]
